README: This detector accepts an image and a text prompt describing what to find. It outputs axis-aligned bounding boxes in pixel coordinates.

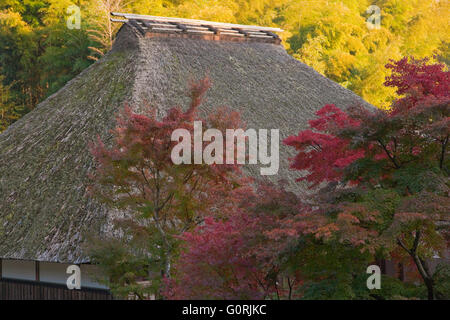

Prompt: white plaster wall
[40,262,70,285]
[1,259,108,290]
[2,259,35,281]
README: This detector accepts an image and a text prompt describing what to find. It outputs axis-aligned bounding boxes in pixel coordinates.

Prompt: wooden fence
[0,278,113,300]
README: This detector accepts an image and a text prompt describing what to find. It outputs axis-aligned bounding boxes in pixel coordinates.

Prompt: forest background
[0,0,449,132]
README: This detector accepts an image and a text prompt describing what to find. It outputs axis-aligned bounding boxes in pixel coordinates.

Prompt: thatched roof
[0,15,372,263]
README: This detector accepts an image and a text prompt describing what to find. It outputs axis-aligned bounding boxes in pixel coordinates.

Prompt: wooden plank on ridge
[111,12,283,33]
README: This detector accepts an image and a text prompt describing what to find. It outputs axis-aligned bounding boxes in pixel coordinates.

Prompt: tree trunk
[412,255,434,300]
[397,232,435,300]
[425,278,434,300]
[163,249,171,278]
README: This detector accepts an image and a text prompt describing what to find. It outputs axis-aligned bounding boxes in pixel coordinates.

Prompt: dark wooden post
[35,261,40,282]
[233,28,250,37]
[204,25,220,35]
[172,22,188,33]
[397,262,404,281]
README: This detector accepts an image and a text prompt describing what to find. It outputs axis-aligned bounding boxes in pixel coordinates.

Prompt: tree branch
[378,139,400,169]
[439,135,448,170]
[396,237,411,255]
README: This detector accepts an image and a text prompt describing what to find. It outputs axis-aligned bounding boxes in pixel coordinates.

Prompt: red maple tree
[88,78,250,297]
[284,57,449,299]
[164,182,303,300]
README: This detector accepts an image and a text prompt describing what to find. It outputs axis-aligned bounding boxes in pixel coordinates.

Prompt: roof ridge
[111,12,283,44]
[111,12,283,32]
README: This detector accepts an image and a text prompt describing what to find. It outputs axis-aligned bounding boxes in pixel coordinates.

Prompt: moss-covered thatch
[0,23,372,263]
